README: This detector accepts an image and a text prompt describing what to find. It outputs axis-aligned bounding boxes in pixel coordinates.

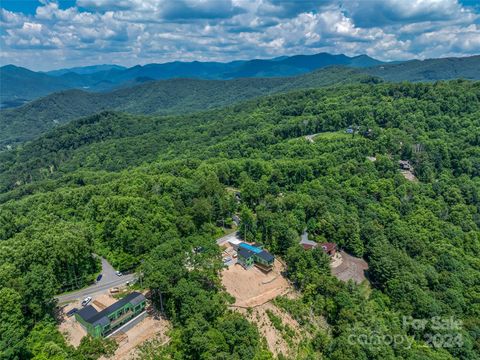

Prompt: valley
[1,2,479,358]
[0,79,479,359]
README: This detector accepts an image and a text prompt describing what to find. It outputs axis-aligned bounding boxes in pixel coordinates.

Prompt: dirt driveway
[331,251,368,284]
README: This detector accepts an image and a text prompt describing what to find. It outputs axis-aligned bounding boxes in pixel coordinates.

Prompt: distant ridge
[364,55,480,81]
[0,67,377,146]
[1,53,480,147]
[46,64,126,76]
[1,52,384,107]
[1,54,479,147]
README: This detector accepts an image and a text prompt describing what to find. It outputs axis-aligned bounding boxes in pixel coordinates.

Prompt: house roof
[239,242,262,254]
[78,292,146,326]
[300,238,318,247]
[320,242,337,252]
[228,238,242,246]
[257,250,274,263]
[77,305,98,322]
[238,247,255,259]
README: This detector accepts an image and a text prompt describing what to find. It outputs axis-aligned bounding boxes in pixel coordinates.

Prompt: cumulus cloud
[0,0,478,70]
[343,0,467,27]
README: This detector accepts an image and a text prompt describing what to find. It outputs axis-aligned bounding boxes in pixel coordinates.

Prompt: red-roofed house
[320,242,337,257]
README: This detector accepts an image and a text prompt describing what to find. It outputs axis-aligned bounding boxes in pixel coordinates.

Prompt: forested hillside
[0,65,79,106]
[0,67,377,147]
[1,80,479,359]
[366,55,480,82]
[2,55,479,148]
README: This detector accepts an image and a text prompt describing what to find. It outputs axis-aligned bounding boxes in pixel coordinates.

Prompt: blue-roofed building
[237,242,274,271]
[239,242,263,254]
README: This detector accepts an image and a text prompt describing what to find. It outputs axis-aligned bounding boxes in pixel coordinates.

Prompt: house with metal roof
[300,230,318,250]
[237,242,274,271]
[237,246,255,268]
[320,242,337,257]
[75,292,146,338]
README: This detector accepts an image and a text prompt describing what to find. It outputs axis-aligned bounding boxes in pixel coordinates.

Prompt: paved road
[97,256,119,284]
[58,232,240,305]
[55,257,134,304]
[299,229,318,247]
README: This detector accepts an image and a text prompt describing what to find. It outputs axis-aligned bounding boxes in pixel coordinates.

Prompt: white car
[116,271,122,276]
[81,296,92,307]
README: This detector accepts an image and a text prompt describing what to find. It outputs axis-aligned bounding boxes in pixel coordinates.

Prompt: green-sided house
[75,292,146,338]
[237,246,255,268]
[237,243,274,271]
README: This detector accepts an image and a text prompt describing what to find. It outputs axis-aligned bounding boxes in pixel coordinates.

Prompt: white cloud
[0,0,478,70]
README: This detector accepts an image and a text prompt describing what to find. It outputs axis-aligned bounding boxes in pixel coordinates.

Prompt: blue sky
[1,0,479,70]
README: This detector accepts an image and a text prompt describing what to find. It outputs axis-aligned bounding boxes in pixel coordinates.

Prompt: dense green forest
[0,80,479,359]
[364,55,480,82]
[2,54,479,148]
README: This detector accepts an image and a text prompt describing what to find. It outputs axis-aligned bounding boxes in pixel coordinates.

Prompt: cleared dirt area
[239,302,302,357]
[401,169,418,181]
[94,293,117,308]
[101,315,170,360]
[331,250,369,284]
[222,259,291,308]
[59,310,87,347]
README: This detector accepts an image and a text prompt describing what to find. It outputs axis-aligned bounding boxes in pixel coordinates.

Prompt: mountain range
[0,67,377,147]
[1,52,384,107]
[0,53,479,148]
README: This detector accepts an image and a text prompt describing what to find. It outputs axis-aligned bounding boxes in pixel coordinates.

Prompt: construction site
[59,290,169,360]
[219,234,318,358]
[219,234,291,308]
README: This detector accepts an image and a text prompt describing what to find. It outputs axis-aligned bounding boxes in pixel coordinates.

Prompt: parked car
[109,287,119,294]
[96,274,102,282]
[116,271,122,276]
[81,296,92,307]
[66,308,78,317]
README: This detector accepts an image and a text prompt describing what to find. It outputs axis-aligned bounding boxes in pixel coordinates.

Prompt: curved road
[55,257,135,304]
[58,231,238,305]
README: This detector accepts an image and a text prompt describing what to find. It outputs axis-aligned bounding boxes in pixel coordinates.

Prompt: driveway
[96,256,119,284]
[216,231,241,246]
[55,256,134,304]
[331,251,368,284]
